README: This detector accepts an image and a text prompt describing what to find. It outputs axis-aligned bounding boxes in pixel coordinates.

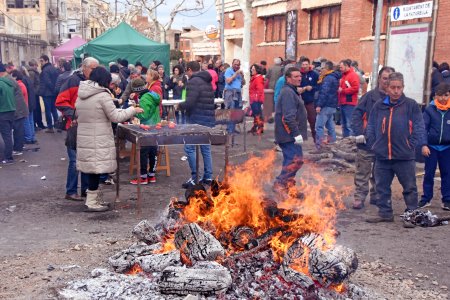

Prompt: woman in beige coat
[76,66,143,212]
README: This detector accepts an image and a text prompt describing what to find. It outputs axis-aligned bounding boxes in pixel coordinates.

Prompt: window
[373,0,430,35]
[0,15,5,26]
[6,0,36,8]
[264,15,286,43]
[309,5,341,40]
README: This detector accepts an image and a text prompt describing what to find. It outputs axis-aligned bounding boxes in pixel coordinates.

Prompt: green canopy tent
[73,22,169,72]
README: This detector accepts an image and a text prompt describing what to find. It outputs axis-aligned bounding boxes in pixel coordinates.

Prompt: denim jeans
[42,96,59,129]
[184,144,213,181]
[0,112,14,160]
[315,107,336,148]
[139,146,158,176]
[374,159,418,218]
[340,105,355,137]
[13,117,25,152]
[66,147,89,195]
[275,141,304,187]
[422,147,450,203]
[24,111,36,142]
[224,90,242,133]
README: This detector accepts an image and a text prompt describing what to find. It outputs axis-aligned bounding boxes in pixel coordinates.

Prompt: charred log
[316,158,355,170]
[244,226,285,250]
[135,250,181,272]
[174,223,224,262]
[109,243,161,273]
[230,226,255,249]
[279,262,315,291]
[307,152,333,162]
[331,149,356,162]
[159,261,232,295]
[132,220,160,245]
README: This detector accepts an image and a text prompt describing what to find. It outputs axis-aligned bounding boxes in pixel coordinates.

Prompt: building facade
[217,0,448,73]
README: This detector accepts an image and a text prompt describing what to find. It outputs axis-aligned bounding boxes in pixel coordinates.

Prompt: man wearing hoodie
[179,61,216,188]
[351,66,395,209]
[315,61,341,150]
[365,72,425,225]
[338,59,360,137]
[299,57,319,142]
[0,63,17,164]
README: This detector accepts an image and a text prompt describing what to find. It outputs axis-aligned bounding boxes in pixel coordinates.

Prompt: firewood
[132,220,160,245]
[174,223,224,262]
[279,262,315,291]
[308,245,358,287]
[316,158,355,169]
[230,226,255,249]
[307,152,333,162]
[109,243,161,273]
[331,149,356,162]
[159,261,232,295]
[135,250,181,272]
[245,226,285,250]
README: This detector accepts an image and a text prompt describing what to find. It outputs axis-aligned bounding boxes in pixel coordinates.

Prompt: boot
[85,189,109,212]
[96,190,110,207]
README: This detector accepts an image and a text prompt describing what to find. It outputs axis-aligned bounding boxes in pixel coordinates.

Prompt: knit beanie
[131,78,146,92]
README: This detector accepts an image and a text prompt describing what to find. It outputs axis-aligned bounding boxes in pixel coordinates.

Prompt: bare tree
[89,0,141,33]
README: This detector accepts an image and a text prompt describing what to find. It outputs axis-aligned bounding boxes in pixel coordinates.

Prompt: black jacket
[423,102,450,146]
[366,95,426,160]
[179,71,215,127]
[39,62,59,97]
[55,70,73,94]
[160,74,170,100]
[27,67,40,95]
[300,69,319,104]
[21,75,36,112]
[274,83,308,144]
[351,87,387,150]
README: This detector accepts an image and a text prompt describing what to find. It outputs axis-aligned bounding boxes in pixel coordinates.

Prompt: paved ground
[0,120,449,299]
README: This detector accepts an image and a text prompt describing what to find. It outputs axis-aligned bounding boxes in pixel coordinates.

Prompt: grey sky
[155,0,218,30]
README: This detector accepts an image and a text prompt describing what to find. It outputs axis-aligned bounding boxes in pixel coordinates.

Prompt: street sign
[391,1,433,21]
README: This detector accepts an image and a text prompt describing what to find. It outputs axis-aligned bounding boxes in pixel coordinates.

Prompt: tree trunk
[159,261,232,295]
[174,223,224,262]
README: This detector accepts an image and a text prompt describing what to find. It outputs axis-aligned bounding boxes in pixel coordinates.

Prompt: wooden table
[115,124,228,214]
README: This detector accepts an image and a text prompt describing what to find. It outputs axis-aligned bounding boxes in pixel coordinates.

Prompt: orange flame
[332,283,346,293]
[126,263,143,275]
[160,151,349,273]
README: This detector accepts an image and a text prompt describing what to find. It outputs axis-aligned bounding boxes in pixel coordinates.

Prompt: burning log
[230,226,255,249]
[279,262,315,291]
[308,245,358,287]
[331,149,356,162]
[135,250,181,272]
[159,261,232,295]
[245,226,285,250]
[174,223,225,262]
[132,220,160,245]
[109,243,161,273]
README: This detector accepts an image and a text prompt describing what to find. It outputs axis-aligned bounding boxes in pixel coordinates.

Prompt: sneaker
[201,178,213,185]
[25,140,38,145]
[1,159,14,165]
[45,128,55,133]
[366,216,394,223]
[442,203,450,211]
[181,178,195,189]
[65,194,83,201]
[102,177,115,185]
[12,151,23,156]
[418,199,431,208]
[148,176,156,183]
[130,177,148,185]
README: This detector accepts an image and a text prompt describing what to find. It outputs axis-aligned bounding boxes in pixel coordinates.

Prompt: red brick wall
[434,1,450,63]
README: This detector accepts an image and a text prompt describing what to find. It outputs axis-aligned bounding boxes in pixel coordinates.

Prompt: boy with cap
[129,78,161,185]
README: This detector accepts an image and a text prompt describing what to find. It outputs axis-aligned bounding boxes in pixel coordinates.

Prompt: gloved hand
[355,135,366,144]
[294,135,303,145]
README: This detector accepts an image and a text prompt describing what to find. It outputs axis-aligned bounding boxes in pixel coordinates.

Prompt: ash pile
[309,137,357,173]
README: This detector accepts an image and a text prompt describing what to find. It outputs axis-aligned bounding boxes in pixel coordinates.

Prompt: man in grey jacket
[273,67,307,196]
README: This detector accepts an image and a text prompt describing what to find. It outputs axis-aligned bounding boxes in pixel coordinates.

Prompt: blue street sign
[393,7,401,20]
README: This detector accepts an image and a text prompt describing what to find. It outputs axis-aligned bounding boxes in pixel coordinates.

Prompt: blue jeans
[24,111,36,142]
[315,107,336,147]
[374,159,418,218]
[42,96,59,129]
[184,144,213,181]
[275,141,304,187]
[66,147,88,195]
[422,147,450,203]
[340,105,355,137]
[224,89,242,133]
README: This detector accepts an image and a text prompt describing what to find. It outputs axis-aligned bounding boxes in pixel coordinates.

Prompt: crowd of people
[1,53,449,220]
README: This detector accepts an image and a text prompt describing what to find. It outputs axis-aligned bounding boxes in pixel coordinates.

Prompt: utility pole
[220,0,225,60]
[371,0,383,89]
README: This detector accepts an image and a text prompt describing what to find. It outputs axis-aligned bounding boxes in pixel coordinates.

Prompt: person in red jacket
[249,64,265,135]
[338,59,360,137]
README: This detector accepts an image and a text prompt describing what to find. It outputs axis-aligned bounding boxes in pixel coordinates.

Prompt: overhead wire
[177,0,215,18]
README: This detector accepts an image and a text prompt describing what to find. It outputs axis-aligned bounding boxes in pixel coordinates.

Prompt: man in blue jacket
[315,61,341,150]
[273,67,307,196]
[365,72,425,225]
[299,57,319,142]
[351,66,395,209]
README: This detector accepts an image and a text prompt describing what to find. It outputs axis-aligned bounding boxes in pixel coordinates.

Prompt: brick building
[217,0,448,73]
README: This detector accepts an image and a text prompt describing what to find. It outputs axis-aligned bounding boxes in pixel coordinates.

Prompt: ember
[126,263,143,275]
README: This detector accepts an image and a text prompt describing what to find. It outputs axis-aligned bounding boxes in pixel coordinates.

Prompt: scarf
[435,100,450,111]
[318,70,334,84]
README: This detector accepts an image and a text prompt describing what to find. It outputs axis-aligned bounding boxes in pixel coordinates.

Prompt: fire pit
[61,152,370,299]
